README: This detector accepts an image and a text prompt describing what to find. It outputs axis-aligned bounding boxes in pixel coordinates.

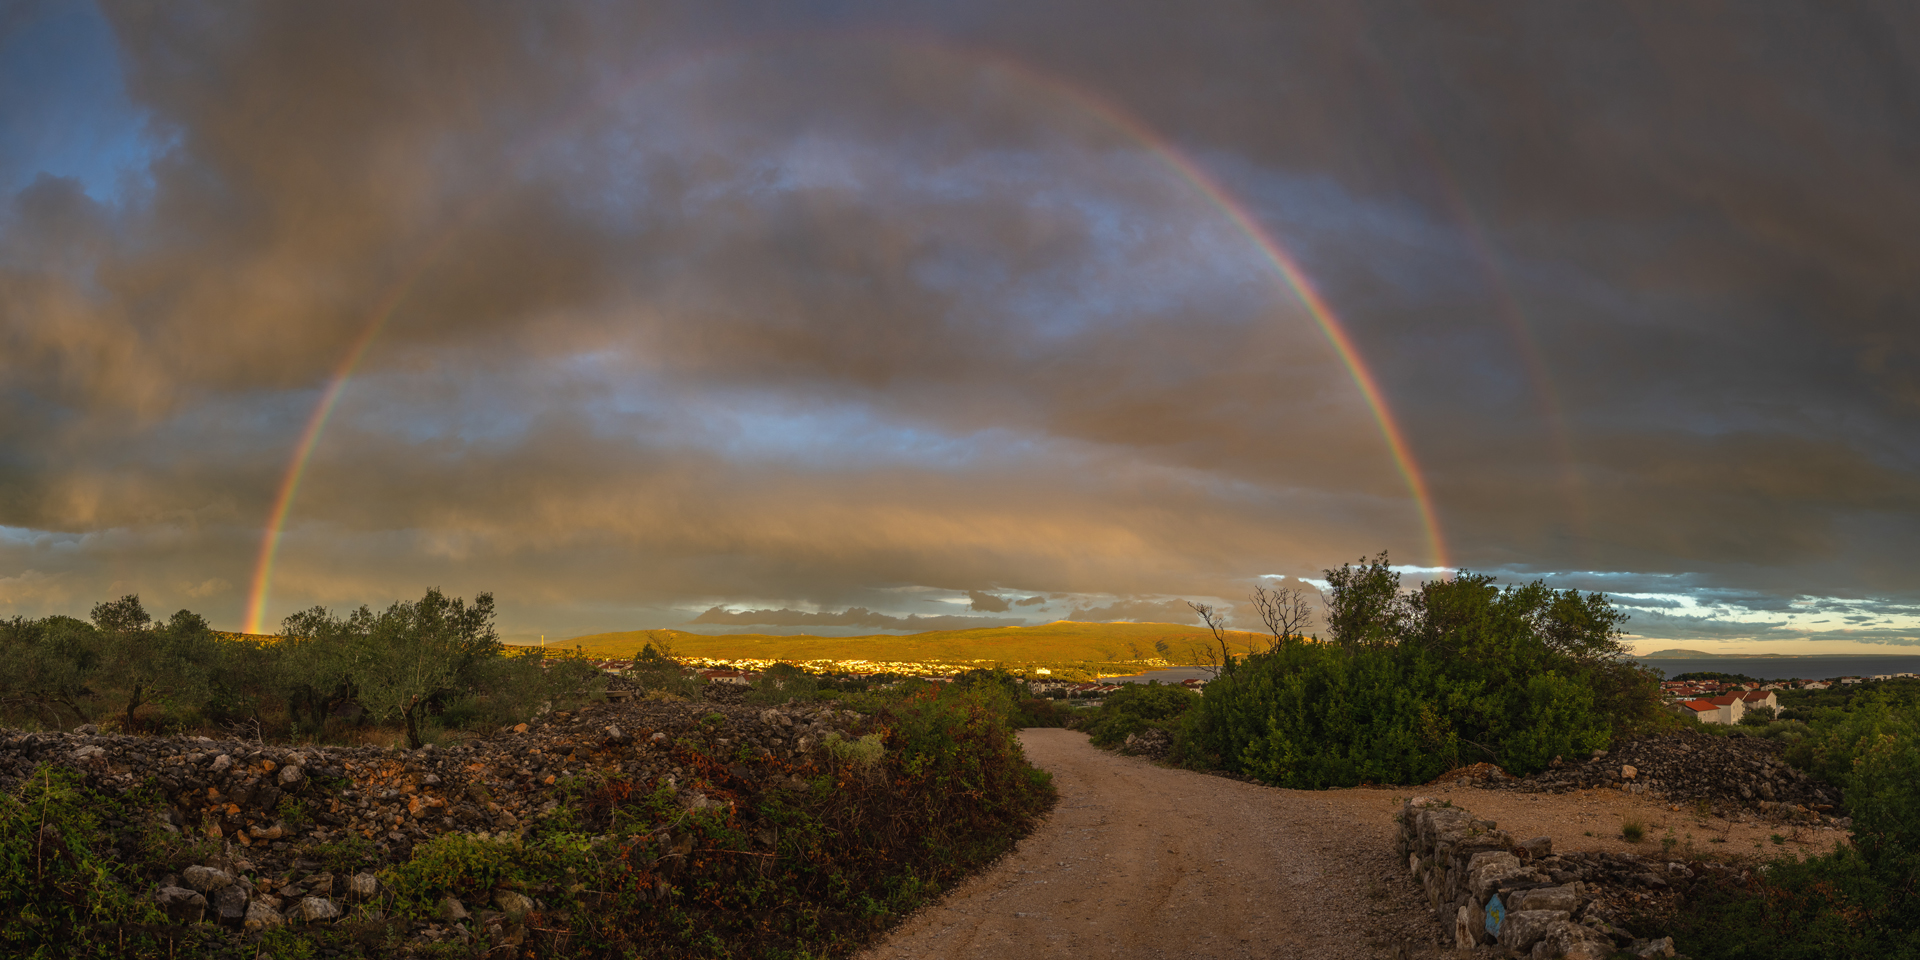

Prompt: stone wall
[1485,731,1841,826]
[0,698,864,944]
[1397,797,1682,959]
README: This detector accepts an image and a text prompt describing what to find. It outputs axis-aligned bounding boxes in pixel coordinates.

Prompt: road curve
[855,728,1438,960]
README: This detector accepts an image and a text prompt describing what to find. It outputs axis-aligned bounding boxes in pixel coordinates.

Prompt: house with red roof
[1674,699,1729,724]
[1674,689,1779,726]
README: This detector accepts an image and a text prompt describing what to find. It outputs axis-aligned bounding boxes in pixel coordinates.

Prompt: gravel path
[856,729,1443,960]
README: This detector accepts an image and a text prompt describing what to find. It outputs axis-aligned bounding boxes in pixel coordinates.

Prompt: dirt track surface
[856,729,1441,960]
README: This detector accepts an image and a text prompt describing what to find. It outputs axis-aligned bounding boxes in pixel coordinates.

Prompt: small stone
[439,896,470,922]
[70,745,106,761]
[1498,909,1571,953]
[72,723,98,735]
[1509,885,1580,914]
[279,764,306,787]
[155,885,207,924]
[213,883,250,924]
[349,873,379,899]
[182,865,235,893]
[1630,936,1677,958]
[513,723,529,734]
[494,889,535,916]
[1517,836,1553,859]
[295,896,340,922]
[1621,765,1637,779]
[1454,904,1479,950]
[244,899,286,930]
[1467,852,1528,898]
[210,754,233,773]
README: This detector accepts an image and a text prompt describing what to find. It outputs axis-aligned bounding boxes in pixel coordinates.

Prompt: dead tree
[1186,601,1233,677]
[1251,582,1315,651]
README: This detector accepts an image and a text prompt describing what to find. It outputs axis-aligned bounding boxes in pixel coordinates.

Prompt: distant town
[582,655,1204,701]
[1662,671,1917,725]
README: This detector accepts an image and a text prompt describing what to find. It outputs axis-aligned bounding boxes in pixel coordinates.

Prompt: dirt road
[855,729,1441,960]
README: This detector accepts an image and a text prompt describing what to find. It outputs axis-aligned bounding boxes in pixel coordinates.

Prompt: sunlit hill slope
[543,620,1265,672]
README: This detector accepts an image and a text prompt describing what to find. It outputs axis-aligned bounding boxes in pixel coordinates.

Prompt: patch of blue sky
[0,3,158,204]
[557,104,1280,349]
[669,396,1041,471]
[553,355,1050,469]
[0,524,85,549]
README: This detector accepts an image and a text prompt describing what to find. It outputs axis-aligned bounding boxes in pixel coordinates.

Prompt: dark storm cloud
[1066,599,1198,624]
[687,605,1019,631]
[966,590,1011,613]
[0,1,1915,643]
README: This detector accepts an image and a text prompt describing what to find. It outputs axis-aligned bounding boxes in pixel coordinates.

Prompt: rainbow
[243,35,1449,634]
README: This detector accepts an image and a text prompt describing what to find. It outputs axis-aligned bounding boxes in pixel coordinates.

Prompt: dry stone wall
[0,698,863,945]
[1397,797,1692,959]
[1484,731,1841,825]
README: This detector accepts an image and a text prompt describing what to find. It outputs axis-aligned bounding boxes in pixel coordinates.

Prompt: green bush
[1184,556,1643,789]
[1010,696,1072,728]
[1667,695,1920,959]
[391,680,1058,958]
[1079,682,1199,748]
[745,663,819,705]
[0,767,177,958]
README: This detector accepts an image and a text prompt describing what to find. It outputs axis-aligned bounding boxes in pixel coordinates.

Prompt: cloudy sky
[2,1,1916,652]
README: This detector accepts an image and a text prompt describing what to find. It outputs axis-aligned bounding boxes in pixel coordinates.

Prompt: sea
[1630,657,1920,682]
[1102,658,1920,684]
[1103,666,1213,685]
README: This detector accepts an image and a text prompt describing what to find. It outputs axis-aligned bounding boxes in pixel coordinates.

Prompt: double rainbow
[243,37,1449,634]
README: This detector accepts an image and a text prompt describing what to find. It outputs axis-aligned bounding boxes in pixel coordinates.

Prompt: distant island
[1637,648,1920,660]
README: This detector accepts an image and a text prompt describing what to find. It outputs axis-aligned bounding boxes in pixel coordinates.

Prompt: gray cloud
[687,606,1020,632]
[966,590,1011,613]
[1066,599,1200,624]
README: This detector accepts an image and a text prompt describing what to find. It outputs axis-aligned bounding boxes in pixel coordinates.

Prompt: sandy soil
[857,729,1437,960]
[1409,778,1848,863]
[858,730,1848,960]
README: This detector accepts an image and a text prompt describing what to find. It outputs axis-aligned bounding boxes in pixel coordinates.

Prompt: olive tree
[0,615,102,727]
[290,589,500,748]
[91,597,218,732]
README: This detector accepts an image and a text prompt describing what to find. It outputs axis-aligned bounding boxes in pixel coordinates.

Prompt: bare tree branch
[1186,601,1233,677]
[1251,583,1315,651]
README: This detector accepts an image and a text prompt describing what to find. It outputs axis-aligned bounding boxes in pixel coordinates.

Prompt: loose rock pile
[1120,727,1173,759]
[1486,731,1841,823]
[0,698,864,945]
[1397,797,1731,959]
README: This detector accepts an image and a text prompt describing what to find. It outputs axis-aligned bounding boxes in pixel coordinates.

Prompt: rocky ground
[1465,729,1842,825]
[2,697,866,950]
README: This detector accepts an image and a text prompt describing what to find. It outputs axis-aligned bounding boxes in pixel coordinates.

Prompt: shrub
[1665,698,1920,959]
[0,767,179,958]
[1078,682,1199,748]
[824,731,888,769]
[1184,558,1640,789]
[1010,696,1071,728]
[745,663,819,705]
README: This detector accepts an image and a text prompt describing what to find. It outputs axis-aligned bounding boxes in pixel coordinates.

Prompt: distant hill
[542,620,1268,669]
[1639,649,1743,659]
